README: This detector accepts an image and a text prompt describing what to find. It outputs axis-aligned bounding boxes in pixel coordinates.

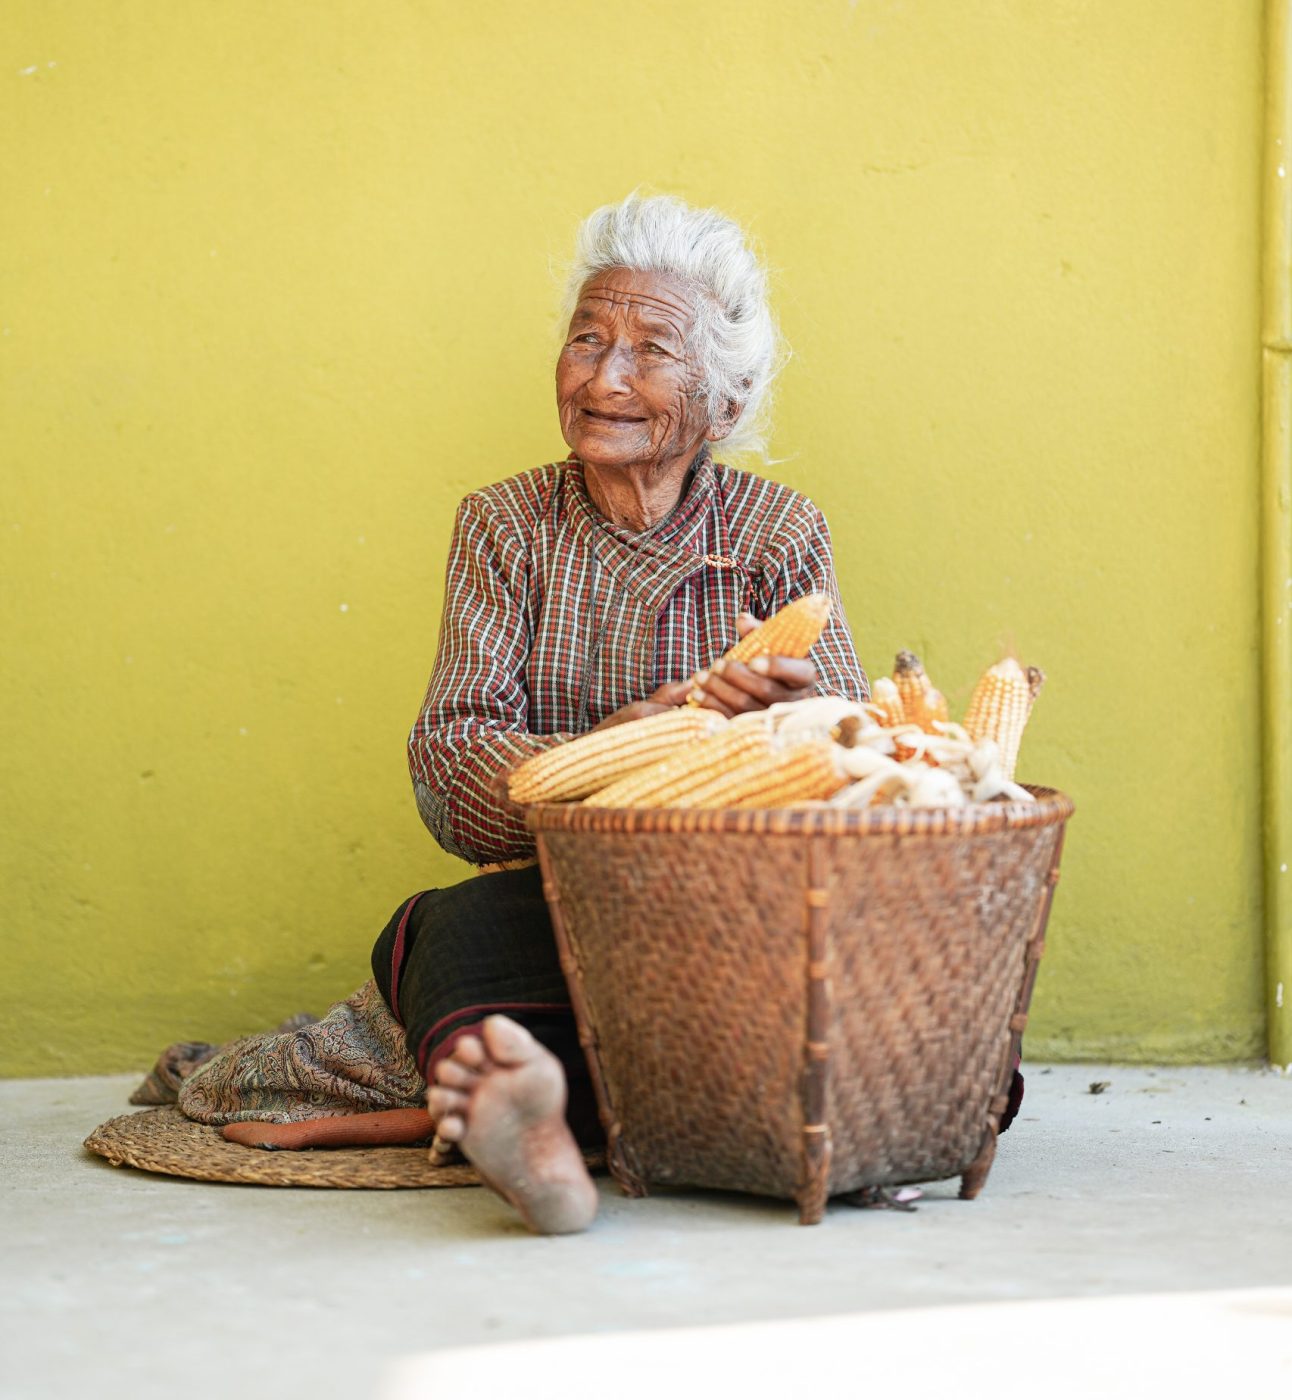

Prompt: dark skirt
[370,866,600,1143]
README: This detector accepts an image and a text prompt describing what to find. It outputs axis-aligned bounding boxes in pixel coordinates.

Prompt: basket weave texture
[530,788,1073,1223]
[83,1107,482,1188]
[84,1106,608,1189]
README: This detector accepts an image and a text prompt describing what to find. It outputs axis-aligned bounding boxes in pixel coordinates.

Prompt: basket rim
[526,784,1074,838]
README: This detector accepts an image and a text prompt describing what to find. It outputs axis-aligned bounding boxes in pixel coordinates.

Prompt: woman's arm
[408,497,568,866]
[411,495,697,860]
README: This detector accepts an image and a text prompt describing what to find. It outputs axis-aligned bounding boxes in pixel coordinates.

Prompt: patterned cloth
[177,981,425,1125]
[409,452,870,865]
[129,1014,317,1106]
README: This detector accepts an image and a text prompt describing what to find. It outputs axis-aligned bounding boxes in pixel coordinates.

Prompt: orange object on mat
[220,1107,434,1151]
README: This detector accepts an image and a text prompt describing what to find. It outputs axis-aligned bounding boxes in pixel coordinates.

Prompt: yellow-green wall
[2,1,1268,1075]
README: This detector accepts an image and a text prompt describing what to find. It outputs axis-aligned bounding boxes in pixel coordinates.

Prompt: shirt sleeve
[753,499,870,703]
[408,497,571,866]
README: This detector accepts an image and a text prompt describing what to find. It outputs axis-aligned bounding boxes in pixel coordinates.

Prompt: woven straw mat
[84,1107,605,1189]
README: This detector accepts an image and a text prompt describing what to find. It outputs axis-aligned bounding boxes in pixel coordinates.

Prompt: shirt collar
[565,445,716,546]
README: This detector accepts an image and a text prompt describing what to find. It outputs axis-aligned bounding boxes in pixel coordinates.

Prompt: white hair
[560,193,785,458]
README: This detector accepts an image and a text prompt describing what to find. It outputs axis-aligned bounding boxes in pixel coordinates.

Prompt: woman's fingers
[692,665,808,715]
[593,700,670,730]
[745,655,817,689]
[592,681,696,730]
[649,680,694,707]
[693,657,816,710]
[686,675,739,718]
[690,670,758,715]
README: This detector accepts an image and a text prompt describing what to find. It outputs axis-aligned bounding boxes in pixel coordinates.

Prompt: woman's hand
[591,681,693,730]
[688,612,817,718]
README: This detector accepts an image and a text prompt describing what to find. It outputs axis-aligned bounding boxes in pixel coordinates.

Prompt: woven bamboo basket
[528,787,1073,1224]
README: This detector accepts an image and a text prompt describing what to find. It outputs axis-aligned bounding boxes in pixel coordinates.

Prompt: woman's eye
[642,342,667,355]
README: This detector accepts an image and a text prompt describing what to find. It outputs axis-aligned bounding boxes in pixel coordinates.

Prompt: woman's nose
[588,343,635,396]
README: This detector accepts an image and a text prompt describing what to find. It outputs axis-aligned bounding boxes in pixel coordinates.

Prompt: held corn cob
[687,739,848,809]
[893,650,950,733]
[508,708,723,804]
[962,657,1034,783]
[686,593,832,704]
[583,728,773,808]
[723,592,832,665]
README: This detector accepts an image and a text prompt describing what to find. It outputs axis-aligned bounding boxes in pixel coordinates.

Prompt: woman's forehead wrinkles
[580,288,691,331]
[586,285,686,310]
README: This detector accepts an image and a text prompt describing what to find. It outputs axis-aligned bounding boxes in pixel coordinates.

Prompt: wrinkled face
[556,267,719,473]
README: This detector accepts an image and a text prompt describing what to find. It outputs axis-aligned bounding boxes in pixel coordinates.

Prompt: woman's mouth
[582,410,646,423]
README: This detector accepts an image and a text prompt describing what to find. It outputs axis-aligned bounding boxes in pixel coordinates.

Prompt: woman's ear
[707,393,746,442]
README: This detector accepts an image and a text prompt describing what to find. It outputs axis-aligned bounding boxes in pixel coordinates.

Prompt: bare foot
[427,1016,598,1235]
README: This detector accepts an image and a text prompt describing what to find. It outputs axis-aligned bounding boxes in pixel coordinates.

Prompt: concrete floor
[1,1064,1290,1400]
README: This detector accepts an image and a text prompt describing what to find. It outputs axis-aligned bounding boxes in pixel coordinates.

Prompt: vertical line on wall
[1263,0,1292,1067]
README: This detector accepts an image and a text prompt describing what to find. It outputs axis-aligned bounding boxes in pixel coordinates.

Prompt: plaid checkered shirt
[409,453,869,864]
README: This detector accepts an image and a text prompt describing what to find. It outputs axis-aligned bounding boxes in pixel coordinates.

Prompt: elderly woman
[178,194,869,1233]
[387,194,869,1230]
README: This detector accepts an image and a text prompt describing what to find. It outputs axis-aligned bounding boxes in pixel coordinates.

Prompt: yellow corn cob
[724,593,831,664]
[893,650,950,733]
[688,739,847,809]
[893,651,925,716]
[508,708,723,804]
[867,676,906,727]
[583,728,773,808]
[686,594,833,703]
[963,657,1034,782]
[920,689,950,732]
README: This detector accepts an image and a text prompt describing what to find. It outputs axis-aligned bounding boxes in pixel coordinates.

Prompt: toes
[427,1086,469,1121]
[433,1057,481,1090]
[435,1113,465,1143]
[452,1034,487,1069]
[481,1014,539,1066]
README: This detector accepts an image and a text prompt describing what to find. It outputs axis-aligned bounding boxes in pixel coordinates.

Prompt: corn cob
[724,593,831,664]
[687,739,848,809]
[508,708,723,804]
[963,657,1033,782]
[892,651,925,715]
[867,677,906,727]
[893,650,950,733]
[686,594,833,703]
[583,728,773,808]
